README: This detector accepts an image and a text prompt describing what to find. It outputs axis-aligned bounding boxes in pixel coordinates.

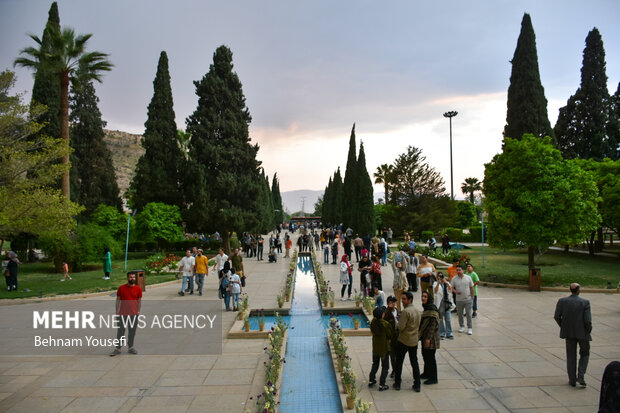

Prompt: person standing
[554,283,592,387]
[441,234,450,254]
[368,306,392,391]
[391,249,409,311]
[194,249,209,296]
[417,255,437,297]
[230,248,245,287]
[102,246,112,280]
[331,238,339,264]
[419,291,440,385]
[5,251,20,291]
[285,235,292,258]
[178,250,195,296]
[466,263,480,318]
[451,266,474,335]
[257,234,264,261]
[393,291,421,392]
[387,228,393,245]
[358,255,372,296]
[353,235,363,262]
[110,271,142,356]
[433,273,454,339]
[446,258,459,313]
[383,296,399,379]
[229,268,242,311]
[213,248,228,278]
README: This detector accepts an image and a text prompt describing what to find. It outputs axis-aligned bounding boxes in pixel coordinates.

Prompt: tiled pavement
[0,239,618,412]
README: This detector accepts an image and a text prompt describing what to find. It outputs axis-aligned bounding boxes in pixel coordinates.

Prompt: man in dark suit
[554,283,592,387]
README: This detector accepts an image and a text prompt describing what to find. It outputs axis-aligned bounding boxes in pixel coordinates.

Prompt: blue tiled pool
[245,314,369,331]
[278,256,344,413]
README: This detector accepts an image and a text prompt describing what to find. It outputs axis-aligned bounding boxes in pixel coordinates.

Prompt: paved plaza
[0,244,618,412]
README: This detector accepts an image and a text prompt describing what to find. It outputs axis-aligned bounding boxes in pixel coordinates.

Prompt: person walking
[285,234,292,258]
[368,306,392,391]
[102,246,112,280]
[554,283,592,387]
[230,248,245,287]
[178,249,195,296]
[331,238,339,264]
[419,291,440,385]
[213,248,228,278]
[61,261,71,281]
[353,235,363,262]
[110,271,142,356]
[393,291,422,392]
[451,265,474,335]
[5,251,20,291]
[339,254,352,301]
[383,296,399,379]
[194,249,208,296]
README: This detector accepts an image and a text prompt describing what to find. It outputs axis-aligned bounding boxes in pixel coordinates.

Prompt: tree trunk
[527,246,535,269]
[564,245,570,252]
[60,71,70,200]
[586,231,595,255]
[222,231,232,255]
[384,183,389,205]
[470,192,475,204]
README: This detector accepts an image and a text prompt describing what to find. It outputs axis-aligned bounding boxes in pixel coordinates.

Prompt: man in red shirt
[110,272,142,356]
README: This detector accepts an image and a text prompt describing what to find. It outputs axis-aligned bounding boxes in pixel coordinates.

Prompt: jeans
[181,275,194,293]
[195,273,205,295]
[257,246,263,260]
[394,340,420,387]
[456,298,473,329]
[324,250,329,264]
[438,301,453,337]
[231,292,240,310]
[381,252,387,266]
[369,353,389,386]
[565,338,589,383]
[116,315,138,349]
[355,246,362,261]
[421,348,437,381]
[473,295,478,312]
[340,275,352,298]
[224,290,231,310]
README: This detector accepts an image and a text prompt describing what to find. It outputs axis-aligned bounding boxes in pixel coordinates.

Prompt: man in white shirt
[178,249,195,297]
[213,248,228,279]
[451,266,475,335]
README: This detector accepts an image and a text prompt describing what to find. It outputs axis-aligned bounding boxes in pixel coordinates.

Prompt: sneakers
[458,327,465,333]
[178,291,185,296]
[412,384,421,392]
[467,328,473,335]
[577,377,586,387]
[110,348,121,357]
[447,335,454,339]
[472,312,477,318]
[60,279,65,282]
[128,348,138,355]
[378,384,389,391]
[368,380,376,387]
[341,297,346,301]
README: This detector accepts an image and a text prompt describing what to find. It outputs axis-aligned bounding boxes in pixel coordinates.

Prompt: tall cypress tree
[30,2,61,141]
[185,45,261,252]
[271,172,284,226]
[356,142,376,236]
[322,177,333,224]
[504,13,553,141]
[342,123,358,228]
[69,76,121,215]
[609,83,620,159]
[130,51,183,211]
[332,168,344,225]
[256,170,274,233]
[555,28,615,160]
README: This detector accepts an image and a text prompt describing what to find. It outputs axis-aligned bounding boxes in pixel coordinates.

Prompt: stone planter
[346,397,355,409]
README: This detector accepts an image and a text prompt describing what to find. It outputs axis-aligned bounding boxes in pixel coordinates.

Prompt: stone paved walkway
[0,238,618,412]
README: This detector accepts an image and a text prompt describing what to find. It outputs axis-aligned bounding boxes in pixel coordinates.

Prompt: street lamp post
[124,209,137,272]
[443,111,458,200]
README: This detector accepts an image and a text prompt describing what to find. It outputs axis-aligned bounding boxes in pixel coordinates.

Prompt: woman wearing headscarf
[419,290,440,385]
[599,361,620,413]
[339,254,352,301]
[102,247,112,280]
[6,251,20,291]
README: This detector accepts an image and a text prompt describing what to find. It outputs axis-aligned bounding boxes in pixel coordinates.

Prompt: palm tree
[15,27,112,199]
[461,177,482,203]
[374,163,393,204]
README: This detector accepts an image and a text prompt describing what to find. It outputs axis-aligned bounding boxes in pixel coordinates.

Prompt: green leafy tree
[374,163,393,205]
[313,195,324,216]
[271,173,284,226]
[461,177,482,204]
[69,75,121,215]
[90,204,127,239]
[355,142,376,236]
[135,202,184,247]
[342,123,358,227]
[455,201,477,228]
[555,29,616,160]
[484,135,600,269]
[184,45,262,252]
[130,51,184,211]
[30,2,61,142]
[0,70,82,240]
[504,13,553,141]
[15,25,113,199]
[390,146,445,206]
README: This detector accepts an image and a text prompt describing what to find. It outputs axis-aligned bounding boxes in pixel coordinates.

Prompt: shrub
[469,226,488,243]
[421,231,435,243]
[445,227,463,242]
[90,204,127,239]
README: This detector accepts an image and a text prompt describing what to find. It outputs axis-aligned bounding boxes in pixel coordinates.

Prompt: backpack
[221,275,230,289]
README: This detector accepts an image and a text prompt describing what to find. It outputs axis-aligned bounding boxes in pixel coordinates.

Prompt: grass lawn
[0,255,178,300]
[462,246,619,288]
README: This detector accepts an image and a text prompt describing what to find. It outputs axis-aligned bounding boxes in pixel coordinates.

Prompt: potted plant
[277,293,284,308]
[328,289,335,307]
[243,311,250,332]
[354,399,372,413]
[354,289,362,307]
[350,313,361,330]
[342,368,357,408]
[258,309,265,331]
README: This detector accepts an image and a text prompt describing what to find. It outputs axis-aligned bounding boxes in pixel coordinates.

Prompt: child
[61,262,72,281]
[323,242,330,264]
[373,286,386,308]
[368,306,392,391]
[229,268,242,311]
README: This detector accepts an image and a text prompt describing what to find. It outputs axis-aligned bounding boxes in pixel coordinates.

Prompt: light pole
[443,111,458,200]
[124,209,137,272]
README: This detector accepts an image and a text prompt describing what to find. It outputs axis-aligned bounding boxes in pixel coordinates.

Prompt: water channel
[278,255,343,413]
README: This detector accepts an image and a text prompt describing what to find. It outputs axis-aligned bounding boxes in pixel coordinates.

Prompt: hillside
[103,129,144,199]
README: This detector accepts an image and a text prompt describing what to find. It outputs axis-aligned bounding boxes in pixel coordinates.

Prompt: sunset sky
[1,0,619,199]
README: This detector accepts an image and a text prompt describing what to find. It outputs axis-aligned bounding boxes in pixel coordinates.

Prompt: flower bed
[144,253,181,274]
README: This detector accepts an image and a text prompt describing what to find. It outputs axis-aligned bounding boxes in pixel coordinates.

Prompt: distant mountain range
[281,189,384,215]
